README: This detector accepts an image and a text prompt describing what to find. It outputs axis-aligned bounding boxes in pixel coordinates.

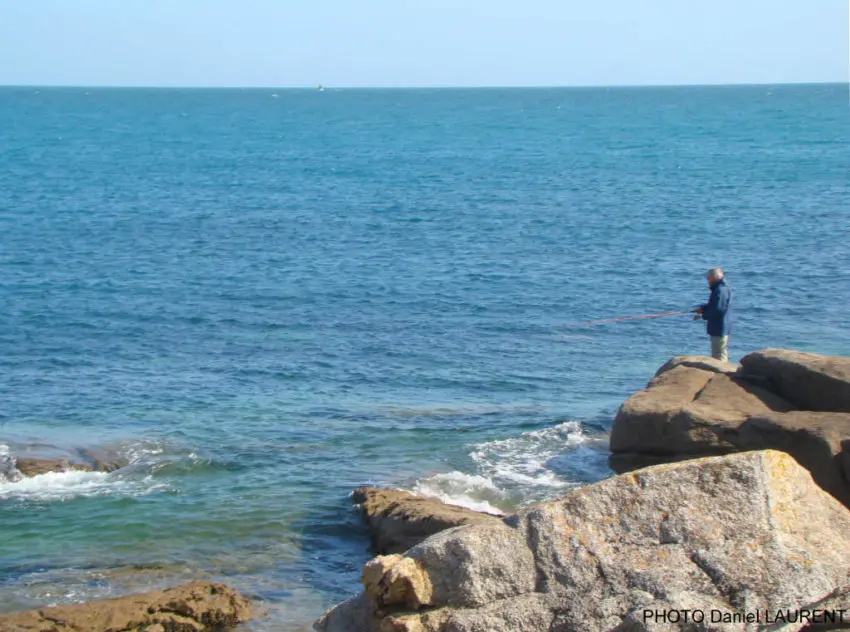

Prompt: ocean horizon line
[1,80,847,91]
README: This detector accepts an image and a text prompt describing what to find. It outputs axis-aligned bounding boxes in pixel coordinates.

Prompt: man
[693,268,731,362]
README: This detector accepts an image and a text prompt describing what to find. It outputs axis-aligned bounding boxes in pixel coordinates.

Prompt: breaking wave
[411,472,507,514]
[0,469,160,503]
[0,443,23,483]
[0,439,209,503]
[409,421,611,513]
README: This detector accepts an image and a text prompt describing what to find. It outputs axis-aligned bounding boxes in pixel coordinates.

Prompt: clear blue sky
[1,0,847,87]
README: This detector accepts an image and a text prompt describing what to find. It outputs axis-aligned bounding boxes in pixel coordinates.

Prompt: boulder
[654,355,739,378]
[609,354,850,506]
[740,349,850,413]
[313,593,373,632]
[316,451,850,632]
[351,487,503,555]
[0,581,251,631]
[609,364,793,456]
[732,411,850,505]
[362,521,537,612]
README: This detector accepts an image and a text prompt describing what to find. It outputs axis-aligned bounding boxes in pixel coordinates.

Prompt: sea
[1,84,849,629]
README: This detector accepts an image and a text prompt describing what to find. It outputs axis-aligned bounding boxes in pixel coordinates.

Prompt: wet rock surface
[351,486,503,555]
[0,581,252,631]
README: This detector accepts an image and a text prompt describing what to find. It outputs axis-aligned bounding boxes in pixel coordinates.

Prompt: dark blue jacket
[702,278,731,337]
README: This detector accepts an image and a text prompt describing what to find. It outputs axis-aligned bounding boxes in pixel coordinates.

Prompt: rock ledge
[352,486,503,555]
[317,450,850,632]
[0,581,252,632]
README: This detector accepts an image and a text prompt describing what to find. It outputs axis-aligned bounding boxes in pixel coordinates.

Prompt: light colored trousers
[711,336,729,362]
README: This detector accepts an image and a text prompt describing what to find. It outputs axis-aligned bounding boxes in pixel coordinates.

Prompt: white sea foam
[373,403,543,418]
[470,421,599,491]
[411,472,507,515]
[0,444,23,483]
[123,440,166,465]
[0,437,219,503]
[0,469,169,502]
[0,440,176,502]
[409,421,610,513]
[0,469,112,501]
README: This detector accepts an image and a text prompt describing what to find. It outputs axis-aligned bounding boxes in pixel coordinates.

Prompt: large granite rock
[315,451,850,632]
[740,348,850,413]
[609,353,850,506]
[654,355,739,378]
[0,581,251,631]
[609,364,793,456]
[351,487,503,555]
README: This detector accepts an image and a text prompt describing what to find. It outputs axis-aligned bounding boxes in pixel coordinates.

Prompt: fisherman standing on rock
[693,268,732,362]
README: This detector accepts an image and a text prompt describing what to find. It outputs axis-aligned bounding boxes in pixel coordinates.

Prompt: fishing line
[556,310,693,328]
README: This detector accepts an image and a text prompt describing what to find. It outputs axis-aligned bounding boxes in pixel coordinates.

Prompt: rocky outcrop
[1,446,128,482]
[739,348,850,412]
[609,351,850,506]
[76,447,128,473]
[352,487,503,555]
[14,458,93,478]
[609,363,792,458]
[0,581,251,631]
[316,451,850,632]
[654,354,739,378]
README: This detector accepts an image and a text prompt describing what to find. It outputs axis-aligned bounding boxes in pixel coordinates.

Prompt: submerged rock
[316,451,850,632]
[0,580,251,631]
[1,445,129,481]
[76,446,129,473]
[351,487,503,555]
[14,458,93,477]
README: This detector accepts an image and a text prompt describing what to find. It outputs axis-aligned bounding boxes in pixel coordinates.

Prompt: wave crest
[409,421,610,513]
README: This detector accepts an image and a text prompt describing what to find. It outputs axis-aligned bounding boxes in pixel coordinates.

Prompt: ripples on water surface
[1,84,849,628]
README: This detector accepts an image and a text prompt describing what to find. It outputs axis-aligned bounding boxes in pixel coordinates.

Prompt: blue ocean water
[1,84,849,628]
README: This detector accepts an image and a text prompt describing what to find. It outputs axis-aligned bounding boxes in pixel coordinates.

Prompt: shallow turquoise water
[1,84,849,627]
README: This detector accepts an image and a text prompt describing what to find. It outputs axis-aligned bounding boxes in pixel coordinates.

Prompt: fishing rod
[556,309,695,328]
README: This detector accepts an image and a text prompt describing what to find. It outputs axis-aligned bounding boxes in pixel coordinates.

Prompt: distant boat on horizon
[317,84,325,92]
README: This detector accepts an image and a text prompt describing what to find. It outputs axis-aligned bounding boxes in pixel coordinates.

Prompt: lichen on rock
[0,581,252,632]
[316,450,850,632]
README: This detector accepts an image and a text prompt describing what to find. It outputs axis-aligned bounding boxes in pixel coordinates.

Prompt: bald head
[706,268,724,285]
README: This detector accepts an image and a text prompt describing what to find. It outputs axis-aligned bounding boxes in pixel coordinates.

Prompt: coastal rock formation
[609,363,791,459]
[352,487,503,555]
[14,459,93,478]
[1,447,128,482]
[316,451,850,632]
[76,446,129,473]
[609,350,850,505]
[0,581,251,631]
[739,348,850,413]
[654,354,739,378]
